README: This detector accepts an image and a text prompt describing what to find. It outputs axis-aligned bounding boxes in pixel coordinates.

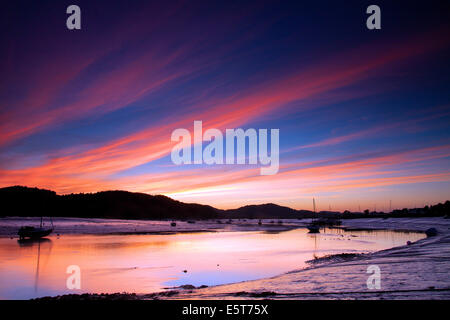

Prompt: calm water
[0,227,425,299]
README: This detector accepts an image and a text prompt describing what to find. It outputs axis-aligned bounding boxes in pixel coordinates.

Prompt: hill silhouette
[0,186,310,220]
[0,186,448,220]
[0,186,220,219]
[226,203,314,219]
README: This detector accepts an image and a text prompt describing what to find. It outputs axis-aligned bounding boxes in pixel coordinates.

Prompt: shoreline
[29,217,449,300]
[0,216,309,238]
[166,217,450,300]
[1,216,437,238]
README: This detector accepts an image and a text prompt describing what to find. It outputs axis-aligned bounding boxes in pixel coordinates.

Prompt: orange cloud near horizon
[1,26,449,211]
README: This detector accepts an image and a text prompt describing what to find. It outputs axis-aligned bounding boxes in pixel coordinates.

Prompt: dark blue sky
[0,0,449,210]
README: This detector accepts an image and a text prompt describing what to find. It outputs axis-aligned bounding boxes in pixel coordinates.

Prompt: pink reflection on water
[0,227,425,299]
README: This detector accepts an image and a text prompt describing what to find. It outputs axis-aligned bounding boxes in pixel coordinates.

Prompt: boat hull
[18,227,53,239]
[307,225,320,233]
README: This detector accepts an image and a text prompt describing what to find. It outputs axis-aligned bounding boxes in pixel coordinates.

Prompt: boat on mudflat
[307,198,320,233]
[307,224,320,233]
[18,226,53,239]
[18,217,54,239]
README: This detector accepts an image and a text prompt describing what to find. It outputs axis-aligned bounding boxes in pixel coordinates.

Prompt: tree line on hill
[0,186,448,220]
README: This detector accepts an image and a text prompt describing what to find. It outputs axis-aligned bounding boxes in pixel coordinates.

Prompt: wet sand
[12,217,448,300]
[0,217,303,236]
[165,217,450,300]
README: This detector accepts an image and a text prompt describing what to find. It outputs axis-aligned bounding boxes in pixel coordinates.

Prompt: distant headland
[0,186,448,220]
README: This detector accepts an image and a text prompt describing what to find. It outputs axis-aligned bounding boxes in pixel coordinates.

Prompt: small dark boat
[18,217,54,240]
[18,226,53,239]
[307,224,320,233]
[314,217,342,227]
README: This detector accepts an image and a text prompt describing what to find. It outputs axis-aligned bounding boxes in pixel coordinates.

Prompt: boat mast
[313,198,316,221]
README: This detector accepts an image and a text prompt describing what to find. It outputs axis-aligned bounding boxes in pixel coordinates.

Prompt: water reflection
[0,228,425,299]
[15,238,53,296]
[17,238,52,247]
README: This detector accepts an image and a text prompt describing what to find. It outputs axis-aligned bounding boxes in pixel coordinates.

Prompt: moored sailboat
[307,198,320,233]
[18,217,54,239]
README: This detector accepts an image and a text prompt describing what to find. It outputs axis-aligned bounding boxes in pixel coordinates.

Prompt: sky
[0,0,449,211]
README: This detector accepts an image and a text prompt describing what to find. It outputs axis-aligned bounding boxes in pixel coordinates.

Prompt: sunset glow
[1,1,449,211]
